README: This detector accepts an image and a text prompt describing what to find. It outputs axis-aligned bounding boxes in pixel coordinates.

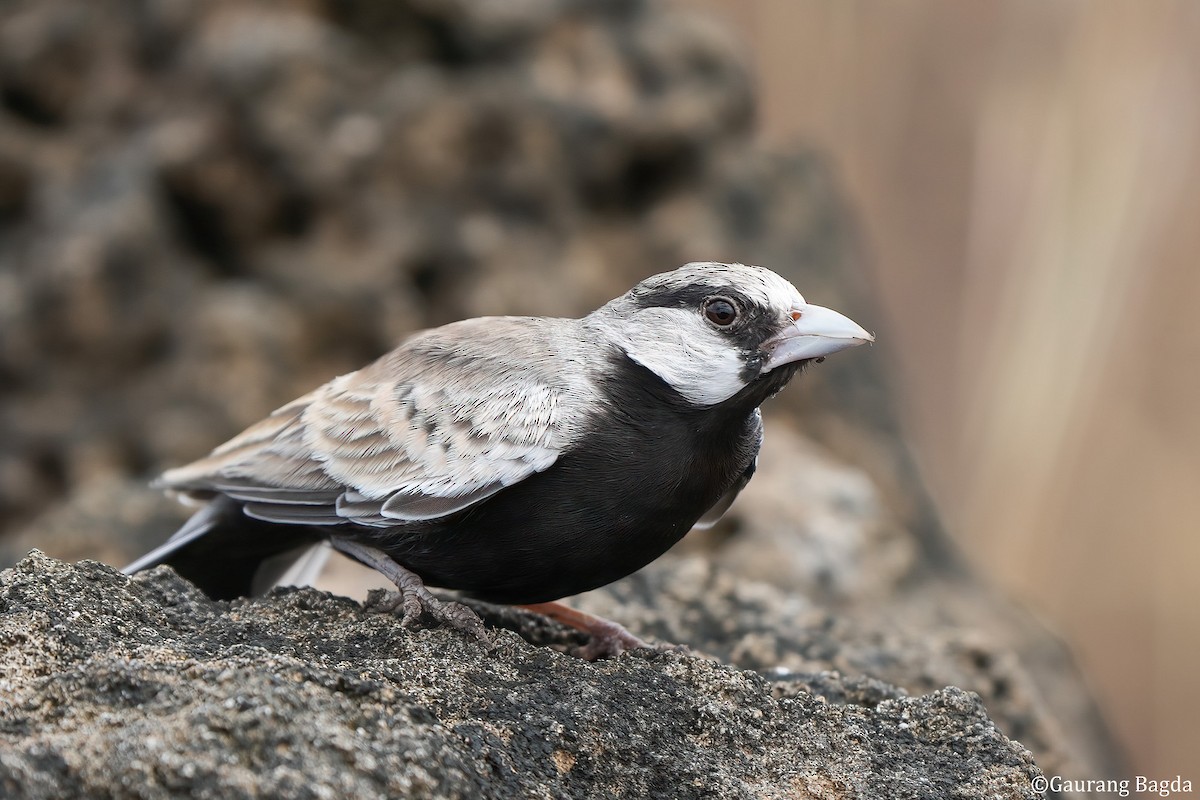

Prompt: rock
[0,552,1041,799]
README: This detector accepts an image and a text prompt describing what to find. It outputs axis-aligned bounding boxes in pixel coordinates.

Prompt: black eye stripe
[631,285,747,311]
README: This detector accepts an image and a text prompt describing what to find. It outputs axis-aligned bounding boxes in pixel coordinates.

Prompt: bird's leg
[331,539,490,646]
[519,601,655,660]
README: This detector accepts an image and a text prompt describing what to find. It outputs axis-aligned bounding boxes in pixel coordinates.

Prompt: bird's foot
[519,601,681,661]
[365,586,490,646]
[332,538,490,647]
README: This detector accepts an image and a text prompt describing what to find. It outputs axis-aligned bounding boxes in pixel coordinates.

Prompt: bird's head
[593,261,874,408]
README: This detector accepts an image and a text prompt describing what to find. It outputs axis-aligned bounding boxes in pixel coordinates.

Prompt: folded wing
[158,317,594,529]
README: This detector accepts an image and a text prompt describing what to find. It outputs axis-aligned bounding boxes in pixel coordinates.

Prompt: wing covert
[157,317,596,527]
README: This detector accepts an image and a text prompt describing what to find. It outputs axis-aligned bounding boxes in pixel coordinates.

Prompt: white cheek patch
[612,309,748,407]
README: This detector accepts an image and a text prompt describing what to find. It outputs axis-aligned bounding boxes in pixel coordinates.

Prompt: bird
[123,262,873,658]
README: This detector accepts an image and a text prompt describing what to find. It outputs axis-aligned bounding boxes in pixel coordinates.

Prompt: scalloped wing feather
[157,317,597,528]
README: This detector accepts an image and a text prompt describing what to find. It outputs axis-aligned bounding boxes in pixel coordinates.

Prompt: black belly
[364,394,762,604]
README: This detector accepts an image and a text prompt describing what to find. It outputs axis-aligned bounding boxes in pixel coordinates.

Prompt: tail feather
[122,496,231,575]
[124,496,325,600]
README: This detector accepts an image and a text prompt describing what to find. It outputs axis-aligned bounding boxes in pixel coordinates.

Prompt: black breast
[374,351,766,604]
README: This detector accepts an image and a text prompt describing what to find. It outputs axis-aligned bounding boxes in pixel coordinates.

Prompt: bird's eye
[703,297,739,327]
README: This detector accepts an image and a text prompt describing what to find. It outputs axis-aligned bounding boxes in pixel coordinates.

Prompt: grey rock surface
[0,552,1041,799]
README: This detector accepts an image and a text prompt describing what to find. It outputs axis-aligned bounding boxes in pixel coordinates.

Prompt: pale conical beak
[761,303,874,373]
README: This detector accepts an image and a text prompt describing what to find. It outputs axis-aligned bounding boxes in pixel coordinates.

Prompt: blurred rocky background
[1,0,1193,789]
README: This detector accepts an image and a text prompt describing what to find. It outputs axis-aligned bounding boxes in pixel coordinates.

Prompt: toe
[365,589,404,615]
[400,595,425,627]
[363,585,491,646]
[573,629,653,661]
[438,601,493,647]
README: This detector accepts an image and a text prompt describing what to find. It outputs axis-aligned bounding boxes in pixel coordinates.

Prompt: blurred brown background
[678,0,1199,778]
